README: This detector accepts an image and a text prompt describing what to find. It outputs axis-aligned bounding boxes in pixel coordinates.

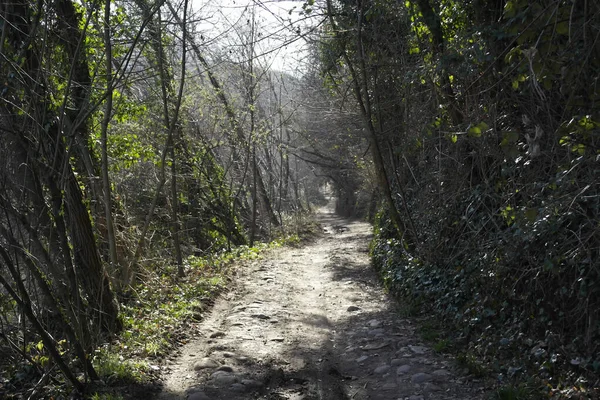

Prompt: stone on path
[396,364,412,374]
[411,372,432,384]
[188,392,210,400]
[362,342,389,350]
[408,345,428,354]
[230,383,247,392]
[424,382,442,392]
[355,355,369,363]
[367,328,385,336]
[241,379,262,388]
[368,319,382,328]
[210,370,238,385]
[373,365,390,374]
[432,368,451,381]
[193,358,220,370]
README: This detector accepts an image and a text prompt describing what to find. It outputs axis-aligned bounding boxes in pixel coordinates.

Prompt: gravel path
[156,204,489,400]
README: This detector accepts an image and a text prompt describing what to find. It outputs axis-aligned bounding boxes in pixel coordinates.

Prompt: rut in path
[156,206,489,400]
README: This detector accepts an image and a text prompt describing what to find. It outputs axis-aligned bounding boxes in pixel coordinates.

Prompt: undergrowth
[371,179,600,400]
[88,231,306,398]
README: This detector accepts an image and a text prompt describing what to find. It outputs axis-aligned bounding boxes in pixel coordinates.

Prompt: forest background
[0,0,598,398]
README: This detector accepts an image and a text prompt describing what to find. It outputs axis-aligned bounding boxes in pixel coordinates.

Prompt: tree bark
[101,0,120,278]
[63,162,121,334]
[171,0,188,277]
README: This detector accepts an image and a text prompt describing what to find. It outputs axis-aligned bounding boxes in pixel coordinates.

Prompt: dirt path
[156,204,488,400]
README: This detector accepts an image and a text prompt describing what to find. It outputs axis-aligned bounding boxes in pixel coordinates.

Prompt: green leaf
[505,46,521,64]
[571,143,586,155]
[451,134,458,143]
[504,0,516,18]
[468,126,482,137]
[559,135,571,146]
[40,356,49,367]
[36,341,44,352]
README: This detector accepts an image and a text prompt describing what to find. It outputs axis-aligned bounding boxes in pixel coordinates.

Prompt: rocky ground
[155,204,490,400]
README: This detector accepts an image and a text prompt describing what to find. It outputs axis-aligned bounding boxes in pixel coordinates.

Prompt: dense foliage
[314,0,599,396]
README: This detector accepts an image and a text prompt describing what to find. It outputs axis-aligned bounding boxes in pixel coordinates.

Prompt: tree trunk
[171,0,188,277]
[63,164,121,334]
[101,0,120,279]
[171,144,184,276]
[250,145,259,246]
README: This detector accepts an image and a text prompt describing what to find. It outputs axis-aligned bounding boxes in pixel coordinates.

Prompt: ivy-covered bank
[370,195,599,399]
